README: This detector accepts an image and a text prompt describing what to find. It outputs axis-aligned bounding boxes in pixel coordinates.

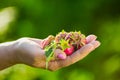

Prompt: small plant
[45,30,86,69]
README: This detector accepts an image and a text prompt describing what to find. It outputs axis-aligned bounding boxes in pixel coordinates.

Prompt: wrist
[5,41,19,65]
[0,40,19,70]
[10,41,20,64]
[12,38,35,65]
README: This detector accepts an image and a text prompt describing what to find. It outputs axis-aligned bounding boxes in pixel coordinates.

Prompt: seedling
[45,30,86,69]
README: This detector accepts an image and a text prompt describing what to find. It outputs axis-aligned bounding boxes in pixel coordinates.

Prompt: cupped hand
[15,35,100,71]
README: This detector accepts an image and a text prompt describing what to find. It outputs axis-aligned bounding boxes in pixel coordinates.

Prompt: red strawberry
[78,45,81,49]
[64,46,74,56]
[83,38,87,44]
[80,38,87,46]
[77,39,86,50]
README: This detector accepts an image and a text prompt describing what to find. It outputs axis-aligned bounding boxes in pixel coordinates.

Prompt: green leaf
[59,39,70,50]
[45,42,56,69]
[45,47,53,57]
[77,31,81,34]
[80,34,86,38]
[62,29,66,33]
[45,49,54,69]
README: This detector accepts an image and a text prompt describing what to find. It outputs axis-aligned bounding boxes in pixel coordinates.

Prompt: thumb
[42,35,55,49]
[54,49,67,60]
[28,35,54,49]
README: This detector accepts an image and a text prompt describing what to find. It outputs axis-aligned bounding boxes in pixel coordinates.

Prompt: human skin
[0,35,100,71]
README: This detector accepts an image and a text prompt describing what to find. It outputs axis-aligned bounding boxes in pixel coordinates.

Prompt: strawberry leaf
[45,47,53,57]
[45,41,57,69]
[59,39,70,50]
[62,29,65,33]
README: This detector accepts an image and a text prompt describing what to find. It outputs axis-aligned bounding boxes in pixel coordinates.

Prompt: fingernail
[91,41,101,48]
[95,41,101,48]
[86,35,97,43]
[57,54,66,60]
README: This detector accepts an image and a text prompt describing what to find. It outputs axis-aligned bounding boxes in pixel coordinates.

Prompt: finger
[28,35,54,49]
[42,35,55,48]
[47,49,67,71]
[70,40,100,63]
[90,40,101,49]
[54,49,66,60]
[86,35,97,43]
[28,38,42,44]
[56,40,100,68]
[28,38,45,49]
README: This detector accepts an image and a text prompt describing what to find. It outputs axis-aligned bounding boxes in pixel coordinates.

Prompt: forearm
[0,41,17,70]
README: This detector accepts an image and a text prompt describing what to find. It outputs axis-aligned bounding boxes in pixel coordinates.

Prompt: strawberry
[80,38,87,46]
[45,30,87,69]
[78,45,81,49]
[64,46,74,56]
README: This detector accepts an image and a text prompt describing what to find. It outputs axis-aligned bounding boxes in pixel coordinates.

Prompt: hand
[14,35,100,71]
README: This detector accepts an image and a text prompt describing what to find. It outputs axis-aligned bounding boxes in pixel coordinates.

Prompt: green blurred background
[0,0,120,80]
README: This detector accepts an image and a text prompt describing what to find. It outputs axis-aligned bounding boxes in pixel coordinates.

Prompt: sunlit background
[0,0,120,80]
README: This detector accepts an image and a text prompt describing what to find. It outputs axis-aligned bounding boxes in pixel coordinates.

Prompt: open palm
[16,35,100,71]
